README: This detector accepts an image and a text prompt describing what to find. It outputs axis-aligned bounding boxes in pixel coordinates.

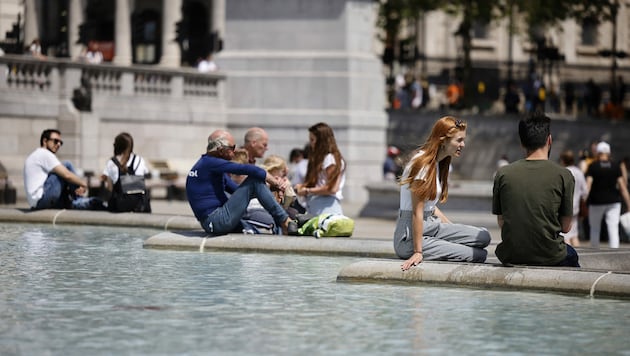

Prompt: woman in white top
[296,122,346,215]
[394,116,491,271]
[101,132,150,212]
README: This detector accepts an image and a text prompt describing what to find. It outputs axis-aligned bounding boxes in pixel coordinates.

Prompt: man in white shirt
[24,129,104,210]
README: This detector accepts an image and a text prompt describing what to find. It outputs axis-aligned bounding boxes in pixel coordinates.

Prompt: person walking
[394,116,491,271]
[585,141,630,248]
[559,149,588,247]
[492,111,579,267]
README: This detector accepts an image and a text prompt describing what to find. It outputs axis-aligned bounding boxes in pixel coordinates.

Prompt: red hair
[399,116,466,203]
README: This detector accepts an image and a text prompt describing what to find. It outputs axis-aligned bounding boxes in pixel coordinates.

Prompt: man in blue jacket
[186,134,294,235]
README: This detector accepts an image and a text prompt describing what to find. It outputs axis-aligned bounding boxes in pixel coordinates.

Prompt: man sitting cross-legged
[186,135,295,235]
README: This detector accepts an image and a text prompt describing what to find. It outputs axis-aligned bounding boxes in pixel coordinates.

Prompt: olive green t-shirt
[492,159,575,265]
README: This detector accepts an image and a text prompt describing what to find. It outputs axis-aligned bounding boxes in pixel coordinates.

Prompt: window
[581,17,598,46]
[472,21,489,39]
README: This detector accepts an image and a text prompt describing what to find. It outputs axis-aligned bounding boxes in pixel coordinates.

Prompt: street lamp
[598,1,626,102]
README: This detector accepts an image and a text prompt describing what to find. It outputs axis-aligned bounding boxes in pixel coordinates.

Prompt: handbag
[297,213,354,238]
[578,199,588,218]
[108,155,151,213]
[620,212,630,237]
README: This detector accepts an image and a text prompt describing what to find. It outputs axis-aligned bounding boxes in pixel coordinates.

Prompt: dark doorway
[41,0,69,57]
[180,1,211,67]
[132,10,162,64]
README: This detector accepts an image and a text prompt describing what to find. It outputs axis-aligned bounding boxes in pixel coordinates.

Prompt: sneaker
[287,220,299,236]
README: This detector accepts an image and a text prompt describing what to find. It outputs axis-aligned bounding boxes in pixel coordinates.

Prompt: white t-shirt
[399,151,441,213]
[197,60,217,72]
[567,165,588,216]
[318,153,345,200]
[102,153,149,184]
[290,159,308,186]
[23,147,62,207]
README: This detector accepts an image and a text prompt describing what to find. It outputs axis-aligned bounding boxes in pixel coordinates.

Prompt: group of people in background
[390,70,627,121]
[23,129,150,213]
[495,139,630,250]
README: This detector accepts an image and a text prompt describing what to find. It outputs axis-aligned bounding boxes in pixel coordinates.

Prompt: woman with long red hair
[394,116,491,271]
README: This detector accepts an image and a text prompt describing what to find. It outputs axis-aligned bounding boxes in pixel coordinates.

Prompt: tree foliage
[376,0,621,107]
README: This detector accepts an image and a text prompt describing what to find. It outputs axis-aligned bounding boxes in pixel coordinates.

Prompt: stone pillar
[221,0,387,205]
[212,0,226,38]
[68,0,84,59]
[159,0,182,67]
[23,0,39,46]
[113,0,132,65]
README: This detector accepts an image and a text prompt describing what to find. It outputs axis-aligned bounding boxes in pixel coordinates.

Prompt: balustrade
[0,55,225,117]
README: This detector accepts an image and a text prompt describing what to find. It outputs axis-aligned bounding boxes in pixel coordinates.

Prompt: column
[159,0,182,67]
[23,0,39,47]
[113,0,132,65]
[212,0,225,39]
[68,0,84,59]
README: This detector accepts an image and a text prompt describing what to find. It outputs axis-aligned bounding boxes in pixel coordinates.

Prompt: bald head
[208,129,235,146]
[243,127,269,162]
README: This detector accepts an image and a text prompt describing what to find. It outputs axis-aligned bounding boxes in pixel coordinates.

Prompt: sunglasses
[453,119,464,129]
[50,138,64,146]
[222,145,236,151]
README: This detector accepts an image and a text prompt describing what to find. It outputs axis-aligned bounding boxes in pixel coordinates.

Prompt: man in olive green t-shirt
[492,111,579,267]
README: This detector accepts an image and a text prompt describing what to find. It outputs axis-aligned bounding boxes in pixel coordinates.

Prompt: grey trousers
[393,210,491,263]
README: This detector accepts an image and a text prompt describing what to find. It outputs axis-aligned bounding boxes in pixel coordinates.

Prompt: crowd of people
[23,123,348,236]
[23,109,630,270]
[390,70,627,121]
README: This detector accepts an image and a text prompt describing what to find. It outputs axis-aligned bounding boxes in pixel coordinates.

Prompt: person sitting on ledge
[186,134,295,236]
[393,116,491,271]
[492,111,579,267]
[24,129,105,210]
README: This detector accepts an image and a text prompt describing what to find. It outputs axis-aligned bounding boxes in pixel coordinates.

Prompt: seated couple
[186,135,295,236]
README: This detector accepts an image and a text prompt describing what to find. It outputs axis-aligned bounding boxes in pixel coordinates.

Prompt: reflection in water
[0,223,629,355]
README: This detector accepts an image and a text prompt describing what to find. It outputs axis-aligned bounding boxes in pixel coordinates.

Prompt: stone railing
[0,54,226,119]
[0,55,228,199]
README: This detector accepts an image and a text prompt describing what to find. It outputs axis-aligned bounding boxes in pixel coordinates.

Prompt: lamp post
[598,0,627,105]
[507,0,515,84]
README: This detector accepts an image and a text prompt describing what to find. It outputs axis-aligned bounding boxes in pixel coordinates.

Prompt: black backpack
[108,155,151,213]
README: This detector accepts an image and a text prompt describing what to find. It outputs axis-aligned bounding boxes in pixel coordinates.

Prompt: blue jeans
[201,176,289,235]
[557,244,580,267]
[35,161,103,210]
[307,195,343,216]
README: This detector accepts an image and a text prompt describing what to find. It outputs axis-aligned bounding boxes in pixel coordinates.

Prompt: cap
[596,141,611,154]
[387,146,400,156]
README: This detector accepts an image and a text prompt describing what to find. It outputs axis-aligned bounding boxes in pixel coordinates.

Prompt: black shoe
[287,220,299,235]
[295,213,315,227]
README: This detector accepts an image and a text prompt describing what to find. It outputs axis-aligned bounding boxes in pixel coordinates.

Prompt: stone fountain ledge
[2,207,630,299]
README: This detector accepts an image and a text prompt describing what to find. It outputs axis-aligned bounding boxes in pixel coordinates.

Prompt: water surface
[0,224,628,355]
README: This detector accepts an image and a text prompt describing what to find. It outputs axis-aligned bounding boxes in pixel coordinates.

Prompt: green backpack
[297,213,355,238]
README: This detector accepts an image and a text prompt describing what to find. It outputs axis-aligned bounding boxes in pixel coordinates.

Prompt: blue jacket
[186,154,266,221]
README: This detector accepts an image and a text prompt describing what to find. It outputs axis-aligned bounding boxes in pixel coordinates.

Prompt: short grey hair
[207,137,230,152]
[244,127,265,145]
